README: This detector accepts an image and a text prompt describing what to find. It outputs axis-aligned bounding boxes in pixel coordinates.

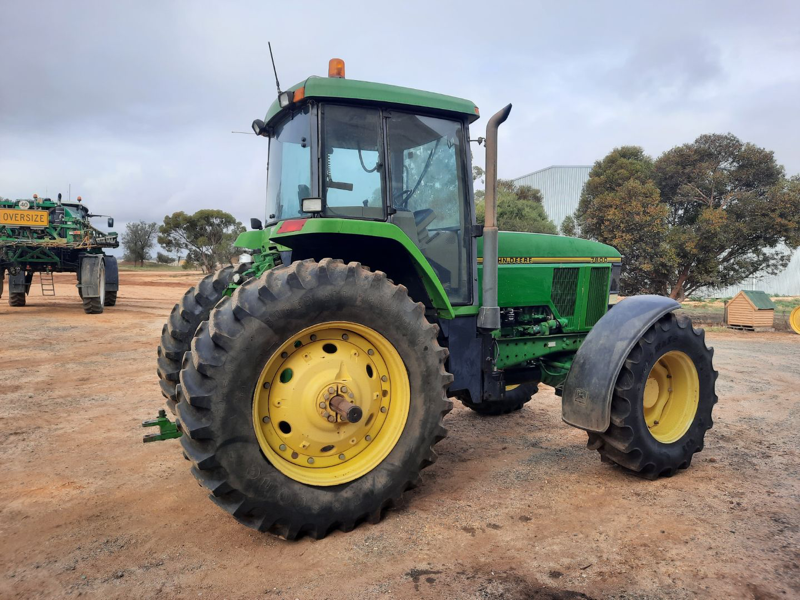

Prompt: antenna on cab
[268,42,281,96]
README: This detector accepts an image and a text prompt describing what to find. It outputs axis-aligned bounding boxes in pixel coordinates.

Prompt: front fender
[562,295,680,432]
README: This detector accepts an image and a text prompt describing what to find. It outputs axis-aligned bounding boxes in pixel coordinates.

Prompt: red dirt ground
[1,271,798,599]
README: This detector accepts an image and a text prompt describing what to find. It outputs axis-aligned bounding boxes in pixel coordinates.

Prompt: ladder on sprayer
[40,272,56,296]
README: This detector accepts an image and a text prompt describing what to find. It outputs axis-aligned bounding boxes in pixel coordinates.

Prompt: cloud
[1,0,798,236]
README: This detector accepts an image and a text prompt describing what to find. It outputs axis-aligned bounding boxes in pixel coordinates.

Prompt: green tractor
[154,59,717,539]
[0,194,119,313]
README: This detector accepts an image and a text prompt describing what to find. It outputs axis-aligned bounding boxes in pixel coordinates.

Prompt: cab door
[385,112,472,305]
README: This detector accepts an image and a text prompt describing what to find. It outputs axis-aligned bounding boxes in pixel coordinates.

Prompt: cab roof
[264,76,480,127]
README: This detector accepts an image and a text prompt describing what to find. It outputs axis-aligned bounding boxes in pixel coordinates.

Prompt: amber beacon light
[328,58,346,78]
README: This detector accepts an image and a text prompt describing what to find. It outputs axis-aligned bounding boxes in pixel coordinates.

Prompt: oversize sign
[0,209,49,227]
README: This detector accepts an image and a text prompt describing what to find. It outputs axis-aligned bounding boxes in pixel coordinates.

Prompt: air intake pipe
[477,103,512,331]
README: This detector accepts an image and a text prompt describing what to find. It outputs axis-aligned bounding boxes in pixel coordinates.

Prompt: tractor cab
[251,59,479,305]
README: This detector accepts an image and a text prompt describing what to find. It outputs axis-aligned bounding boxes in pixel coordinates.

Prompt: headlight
[610,262,622,295]
[301,197,323,213]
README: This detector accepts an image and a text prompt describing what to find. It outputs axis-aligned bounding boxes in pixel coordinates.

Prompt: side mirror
[250,217,263,230]
[108,218,114,228]
[251,119,267,137]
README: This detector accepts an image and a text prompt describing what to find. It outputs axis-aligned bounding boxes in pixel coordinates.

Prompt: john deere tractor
[0,194,119,313]
[153,59,717,540]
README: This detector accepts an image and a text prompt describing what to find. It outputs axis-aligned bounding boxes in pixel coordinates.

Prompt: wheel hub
[253,322,410,486]
[644,350,700,444]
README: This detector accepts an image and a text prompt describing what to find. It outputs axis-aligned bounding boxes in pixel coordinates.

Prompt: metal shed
[725,290,776,329]
[512,166,591,229]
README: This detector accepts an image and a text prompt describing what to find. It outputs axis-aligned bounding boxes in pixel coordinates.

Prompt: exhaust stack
[477,103,512,331]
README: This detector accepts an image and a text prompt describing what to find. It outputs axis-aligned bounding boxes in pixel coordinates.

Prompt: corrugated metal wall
[512,165,590,228]
[512,165,800,297]
[706,250,800,297]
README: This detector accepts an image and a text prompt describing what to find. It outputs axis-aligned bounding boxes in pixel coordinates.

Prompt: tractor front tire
[104,291,117,307]
[177,259,452,539]
[9,292,25,307]
[461,383,539,416]
[587,313,717,479]
[157,266,234,414]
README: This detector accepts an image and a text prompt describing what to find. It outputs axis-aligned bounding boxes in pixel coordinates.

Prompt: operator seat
[413,208,437,244]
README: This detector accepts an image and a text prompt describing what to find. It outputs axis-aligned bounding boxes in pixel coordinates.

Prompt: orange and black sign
[0,209,49,227]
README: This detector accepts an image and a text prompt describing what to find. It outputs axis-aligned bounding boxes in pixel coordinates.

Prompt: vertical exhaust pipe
[477,103,512,331]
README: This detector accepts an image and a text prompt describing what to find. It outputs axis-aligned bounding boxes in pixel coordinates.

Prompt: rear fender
[562,295,680,432]
[271,219,455,319]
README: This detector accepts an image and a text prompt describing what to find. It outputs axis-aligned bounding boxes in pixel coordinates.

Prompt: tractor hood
[477,232,621,264]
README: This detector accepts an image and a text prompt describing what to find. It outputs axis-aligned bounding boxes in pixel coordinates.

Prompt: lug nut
[279,444,287,451]
[328,387,335,394]
[319,402,327,408]
[381,406,387,413]
[381,375,388,382]
[328,415,336,423]
[339,454,346,460]
[365,435,372,442]
[341,386,348,393]
[262,416,270,423]
[307,457,315,464]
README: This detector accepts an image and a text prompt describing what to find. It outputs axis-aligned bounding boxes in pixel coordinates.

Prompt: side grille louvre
[551,268,579,324]
[586,267,610,327]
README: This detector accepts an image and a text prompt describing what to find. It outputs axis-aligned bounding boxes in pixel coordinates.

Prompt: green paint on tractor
[153,59,718,541]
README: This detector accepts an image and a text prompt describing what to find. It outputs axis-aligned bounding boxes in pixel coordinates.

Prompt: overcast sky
[2,0,798,249]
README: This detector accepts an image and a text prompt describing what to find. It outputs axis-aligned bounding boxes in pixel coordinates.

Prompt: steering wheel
[394,189,413,209]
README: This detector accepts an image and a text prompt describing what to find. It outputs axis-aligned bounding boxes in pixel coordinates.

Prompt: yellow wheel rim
[643,351,699,444]
[790,306,800,335]
[252,321,409,486]
[505,384,520,391]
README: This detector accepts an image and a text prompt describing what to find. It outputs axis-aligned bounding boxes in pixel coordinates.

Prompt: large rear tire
[9,292,25,307]
[461,383,539,415]
[587,313,717,479]
[157,266,234,414]
[178,259,452,539]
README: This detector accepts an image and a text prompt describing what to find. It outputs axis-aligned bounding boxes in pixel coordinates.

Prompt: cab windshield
[321,105,385,219]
